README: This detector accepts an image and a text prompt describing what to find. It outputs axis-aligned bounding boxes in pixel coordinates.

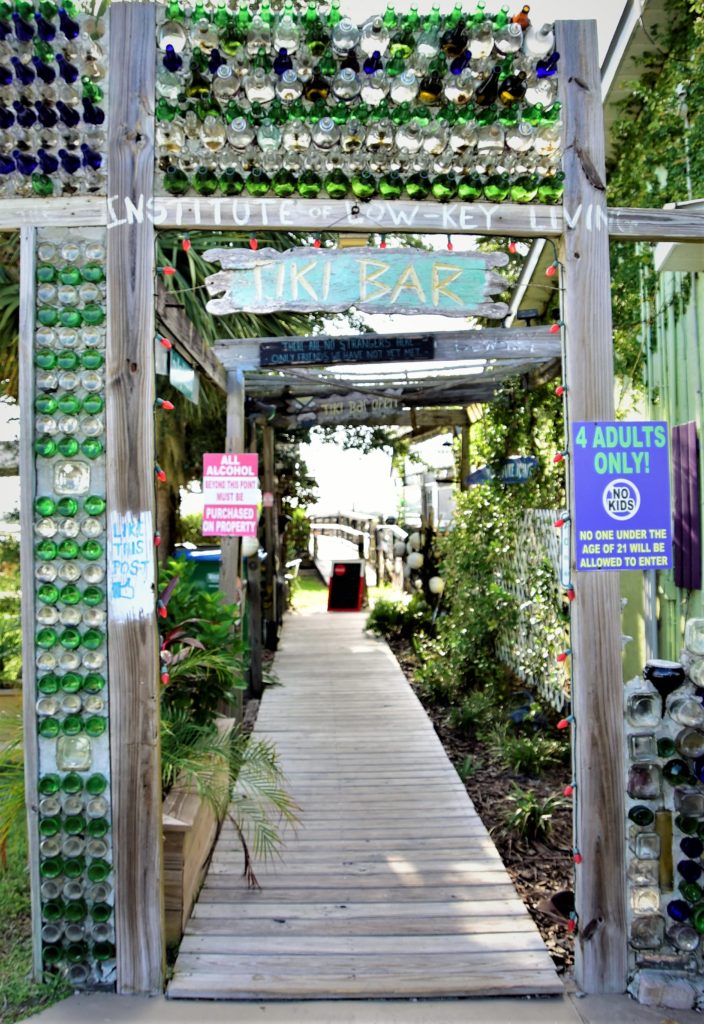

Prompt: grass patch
[0,825,72,1023]
[291,574,328,612]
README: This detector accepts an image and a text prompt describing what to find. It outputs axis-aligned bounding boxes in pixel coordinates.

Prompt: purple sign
[572,421,672,572]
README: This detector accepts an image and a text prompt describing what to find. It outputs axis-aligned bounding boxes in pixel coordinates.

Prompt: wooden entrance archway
[5,2,703,998]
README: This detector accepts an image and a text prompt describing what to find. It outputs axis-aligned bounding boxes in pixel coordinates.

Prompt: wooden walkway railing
[168,611,562,1000]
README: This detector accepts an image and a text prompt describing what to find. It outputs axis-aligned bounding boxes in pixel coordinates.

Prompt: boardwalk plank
[168,610,562,1001]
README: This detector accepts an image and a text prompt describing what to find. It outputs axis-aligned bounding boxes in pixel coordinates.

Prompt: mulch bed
[385,635,576,975]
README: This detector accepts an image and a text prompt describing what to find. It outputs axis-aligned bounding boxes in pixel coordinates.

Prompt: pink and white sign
[202,453,260,538]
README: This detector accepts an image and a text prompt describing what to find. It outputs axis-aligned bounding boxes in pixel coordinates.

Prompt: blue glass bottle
[13,99,37,129]
[38,148,59,174]
[13,10,35,42]
[33,55,56,84]
[162,44,182,73]
[58,148,81,174]
[80,144,102,170]
[11,56,35,86]
[35,13,56,41]
[58,6,80,39]
[57,101,80,128]
[13,149,38,175]
[0,104,13,130]
[536,52,559,79]
[55,53,79,84]
[82,98,104,125]
[36,100,58,128]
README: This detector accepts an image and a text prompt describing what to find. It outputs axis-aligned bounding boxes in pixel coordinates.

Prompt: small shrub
[449,689,504,738]
[178,512,203,545]
[287,508,311,559]
[456,755,481,781]
[365,593,432,643]
[502,784,567,842]
[489,723,568,777]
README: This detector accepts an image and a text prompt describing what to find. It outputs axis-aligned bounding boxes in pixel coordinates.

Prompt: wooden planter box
[162,717,234,946]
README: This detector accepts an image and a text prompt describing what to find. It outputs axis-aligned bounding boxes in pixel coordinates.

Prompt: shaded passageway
[168,611,562,999]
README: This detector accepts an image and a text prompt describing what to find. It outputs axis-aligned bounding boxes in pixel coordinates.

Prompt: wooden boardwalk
[168,611,563,1000]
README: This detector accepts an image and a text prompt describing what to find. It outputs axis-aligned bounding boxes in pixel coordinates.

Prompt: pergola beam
[1,198,702,243]
[156,282,227,391]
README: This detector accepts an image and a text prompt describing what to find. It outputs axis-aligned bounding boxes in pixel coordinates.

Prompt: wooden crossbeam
[213,327,560,371]
[1,198,703,243]
[277,408,469,431]
[156,282,227,391]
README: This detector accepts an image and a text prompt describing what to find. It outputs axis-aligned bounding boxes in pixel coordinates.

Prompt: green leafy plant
[501,784,567,842]
[449,689,505,739]
[0,720,23,866]
[489,723,568,778]
[365,592,433,643]
[161,707,298,887]
[159,559,246,725]
[456,755,481,782]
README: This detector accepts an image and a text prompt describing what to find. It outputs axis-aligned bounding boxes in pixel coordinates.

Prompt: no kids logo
[602,478,640,521]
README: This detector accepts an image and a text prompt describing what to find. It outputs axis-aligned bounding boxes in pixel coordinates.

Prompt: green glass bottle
[57,394,81,415]
[32,174,54,198]
[38,674,61,696]
[38,718,61,739]
[35,349,57,370]
[59,627,81,650]
[676,815,700,835]
[41,899,65,920]
[377,171,402,200]
[63,857,86,879]
[37,264,57,284]
[37,308,59,327]
[59,584,81,606]
[34,437,58,458]
[39,858,63,880]
[82,586,104,608]
[93,942,116,961]
[59,267,82,286]
[39,774,61,796]
[36,539,58,561]
[80,264,105,285]
[405,171,431,200]
[57,497,79,517]
[37,627,59,649]
[85,716,107,737]
[42,944,63,965]
[83,495,106,516]
[91,902,113,923]
[83,673,106,694]
[81,305,105,327]
[80,438,104,460]
[39,816,62,837]
[351,170,377,200]
[86,774,108,796]
[82,541,104,561]
[59,309,83,329]
[628,805,655,827]
[61,672,82,693]
[483,173,510,201]
[219,168,245,196]
[87,817,109,838]
[64,900,88,923]
[87,859,111,883]
[63,814,86,836]
[681,881,703,903]
[35,496,57,517]
[37,583,60,605]
[58,539,80,560]
[245,169,271,198]
[163,166,190,196]
[324,169,350,200]
[61,772,83,795]
[509,173,539,203]
[193,166,219,196]
[537,172,565,205]
[81,350,104,371]
[62,716,83,737]
[82,628,104,651]
[57,437,79,458]
[35,396,58,416]
[297,170,322,199]
[691,903,704,935]
[431,173,458,202]
[266,169,293,199]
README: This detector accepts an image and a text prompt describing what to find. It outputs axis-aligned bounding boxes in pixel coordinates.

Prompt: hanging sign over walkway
[203,247,509,319]
[572,421,672,571]
[260,333,435,367]
[201,453,260,538]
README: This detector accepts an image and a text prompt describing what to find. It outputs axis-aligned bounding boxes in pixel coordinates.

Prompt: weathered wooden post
[262,422,277,649]
[106,2,164,994]
[460,426,470,492]
[558,20,627,993]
